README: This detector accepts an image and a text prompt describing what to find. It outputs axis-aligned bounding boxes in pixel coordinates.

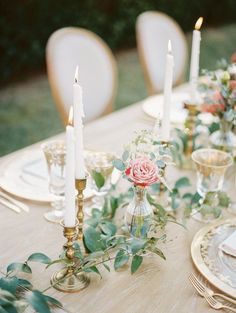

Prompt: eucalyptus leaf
[7,263,31,274]
[114,250,129,270]
[131,255,143,274]
[148,246,166,260]
[17,279,33,290]
[113,159,126,171]
[122,150,129,161]
[43,295,62,308]
[84,266,101,278]
[25,290,50,313]
[0,277,18,295]
[130,238,146,254]
[0,303,17,313]
[174,177,191,189]
[103,263,110,272]
[46,258,71,269]
[100,221,117,236]
[92,170,105,189]
[27,253,51,265]
[84,226,105,252]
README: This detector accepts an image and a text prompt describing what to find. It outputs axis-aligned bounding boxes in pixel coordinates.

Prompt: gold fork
[204,292,236,312]
[189,273,236,305]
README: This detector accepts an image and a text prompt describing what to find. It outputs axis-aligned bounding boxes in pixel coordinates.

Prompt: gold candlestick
[51,222,90,293]
[75,177,87,241]
[184,102,199,156]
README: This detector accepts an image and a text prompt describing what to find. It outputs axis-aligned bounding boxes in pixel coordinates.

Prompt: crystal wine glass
[41,140,66,223]
[85,151,115,215]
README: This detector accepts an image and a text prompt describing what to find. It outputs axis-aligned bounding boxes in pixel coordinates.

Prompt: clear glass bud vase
[125,186,153,238]
[210,119,236,153]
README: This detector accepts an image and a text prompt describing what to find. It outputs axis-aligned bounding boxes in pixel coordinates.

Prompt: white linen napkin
[219,230,236,257]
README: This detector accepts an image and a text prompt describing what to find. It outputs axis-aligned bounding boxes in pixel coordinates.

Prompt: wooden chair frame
[136,11,188,95]
[46,27,117,125]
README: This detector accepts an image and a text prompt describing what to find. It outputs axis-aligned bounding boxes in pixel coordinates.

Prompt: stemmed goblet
[41,140,66,223]
[85,151,116,215]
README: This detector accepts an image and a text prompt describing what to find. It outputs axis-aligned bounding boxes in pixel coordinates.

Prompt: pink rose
[125,156,158,187]
[201,91,225,114]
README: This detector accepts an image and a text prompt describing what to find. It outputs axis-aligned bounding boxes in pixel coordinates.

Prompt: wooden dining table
[0,85,232,313]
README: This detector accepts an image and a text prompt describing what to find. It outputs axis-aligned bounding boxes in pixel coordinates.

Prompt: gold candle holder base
[51,222,90,293]
[51,268,90,293]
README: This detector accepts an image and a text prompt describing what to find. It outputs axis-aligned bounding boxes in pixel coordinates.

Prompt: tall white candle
[64,107,76,227]
[161,40,174,142]
[189,17,203,103]
[73,66,85,179]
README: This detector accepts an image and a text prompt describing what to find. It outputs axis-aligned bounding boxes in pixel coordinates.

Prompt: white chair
[136,11,188,95]
[46,27,117,125]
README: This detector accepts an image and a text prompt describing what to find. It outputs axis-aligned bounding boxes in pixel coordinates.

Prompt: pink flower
[125,156,158,187]
[201,91,225,114]
[231,53,236,64]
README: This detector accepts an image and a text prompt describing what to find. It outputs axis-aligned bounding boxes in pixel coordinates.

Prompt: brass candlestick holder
[51,221,90,293]
[75,177,87,241]
[184,102,199,156]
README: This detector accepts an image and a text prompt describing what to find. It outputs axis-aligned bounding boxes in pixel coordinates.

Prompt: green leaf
[122,150,129,161]
[0,304,17,313]
[131,255,143,274]
[130,238,146,254]
[103,263,110,272]
[84,266,101,278]
[7,263,32,274]
[114,250,129,270]
[25,290,50,313]
[17,279,33,290]
[191,192,202,204]
[100,221,117,236]
[27,253,51,264]
[43,295,62,308]
[0,278,18,295]
[0,289,16,300]
[148,246,166,260]
[156,160,165,168]
[92,170,105,189]
[113,159,126,171]
[0,306,9,313]
[84,227,105,252]
[46,258,71,269]
[174,177,191,189]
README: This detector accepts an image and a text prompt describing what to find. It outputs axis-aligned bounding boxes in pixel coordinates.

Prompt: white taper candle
[161,40,174,142]
[73,66,85,179]
[189,17,203,103]
[64,107,76,227]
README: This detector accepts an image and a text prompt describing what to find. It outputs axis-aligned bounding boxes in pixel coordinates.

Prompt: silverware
[189,273,236,305]
[0,197,21,213]
[204,293,236,312]
[0,190,29,212]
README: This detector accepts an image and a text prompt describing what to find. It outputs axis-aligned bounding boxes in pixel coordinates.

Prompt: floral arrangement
[113,129,172,189]
[200,61,236,121]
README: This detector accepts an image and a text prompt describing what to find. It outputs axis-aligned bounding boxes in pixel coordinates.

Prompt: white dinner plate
[0,149,120,203]
[142,92,189,124]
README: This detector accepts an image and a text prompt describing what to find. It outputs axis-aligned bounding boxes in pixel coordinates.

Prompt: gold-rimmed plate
[0,148,120,203]
[191,218,236,298]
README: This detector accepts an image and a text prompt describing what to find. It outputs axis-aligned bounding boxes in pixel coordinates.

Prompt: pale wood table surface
[0,89,234,313]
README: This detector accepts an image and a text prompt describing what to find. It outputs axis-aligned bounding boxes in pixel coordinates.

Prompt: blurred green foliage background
[1,0,236,85]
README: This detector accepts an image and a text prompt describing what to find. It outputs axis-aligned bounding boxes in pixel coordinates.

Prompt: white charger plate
[0,149,120,203]
[142,92,189,124]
